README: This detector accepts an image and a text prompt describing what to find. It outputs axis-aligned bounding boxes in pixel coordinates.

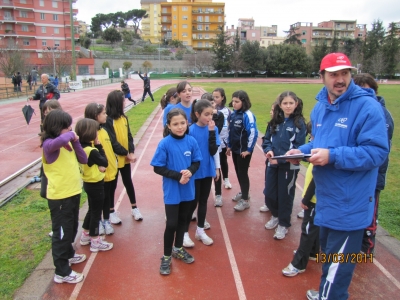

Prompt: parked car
[162,71,173,74]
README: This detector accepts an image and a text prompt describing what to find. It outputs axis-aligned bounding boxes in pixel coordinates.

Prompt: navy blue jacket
[227,109,258,154]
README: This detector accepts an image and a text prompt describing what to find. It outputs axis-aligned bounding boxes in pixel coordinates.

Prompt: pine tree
[211,26,232,76]
[382,22,400,78]
[363,20,386,73]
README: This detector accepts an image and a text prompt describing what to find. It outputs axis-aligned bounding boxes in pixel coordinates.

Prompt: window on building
[205,25,209,30]
[183,16,188,20]
[182,6,187,11]
[205,34,209,39]
[174,24,177,29]
[173,6,176,11]
[198,34,202,39]
[20,0,26,3]
[52,1,57,8]
[173,15,177,20]
[218,16,222,22]
[23,39,30,46]
[183,41,188,45]
[162,8,167,13]
[302,31,306,35]
[4,11,12,20]
[21,25,28,32]
[183,24,188,29]
[302,39,306,44]
[174,33,176,37]
[78,66,89,75]
[53,14,58,21]
[263,30,267,36]
[262,40,264,44]
[42,40,47,46]
[205,42,209,47]
[54,40,60,47]
[20,11,27,18]
[153,5,157,11]
[182,32,188,37]
[41,27,46,33]
[358,33,363,37]
[231,32,235,36]
[54,28,59,34]
[162,16,167,22]
[6,24,12,30]
[39,0,44,6]
[40,13,45,20]
[252,32,255,37]
[198,42,202,47]
[197,25,203,30]
[205,16,209,22]
[197,16,202,22]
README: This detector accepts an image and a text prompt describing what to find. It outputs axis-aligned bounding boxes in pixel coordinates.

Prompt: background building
[0,0,93,75]
[141,0,225,50]
[288,20,367,53]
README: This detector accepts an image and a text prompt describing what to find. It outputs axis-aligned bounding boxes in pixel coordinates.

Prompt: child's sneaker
[131,207,143,221]
[99,221,105,235]
[224,178,232,189]
[204,219,211,230]
[297,209,305,218]
[160,256,172,275]
[69,253,86,265]
[104,220,114,235]
[306,290,319,300]
[232,192,242,202]
[48,231,53,237]
[234,199,250,211]
[183,232,195,248]
[265,216,279,229]
[282,263,305,277]
[260,205,269,212]
[195,228,213,245]
[54,270,84,284]
[90,236,113,252]
[214,195,223,207]
[172,247,195,263]
[293,250,317,261]
[109,211,122,224]
[191,212,197,221]
[80,231,91,246]
[274,225,288,240]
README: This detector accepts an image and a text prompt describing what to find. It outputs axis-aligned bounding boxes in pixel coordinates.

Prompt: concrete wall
[94,58,189,73]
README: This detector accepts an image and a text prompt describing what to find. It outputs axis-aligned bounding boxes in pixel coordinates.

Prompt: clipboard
[272,153,312,160]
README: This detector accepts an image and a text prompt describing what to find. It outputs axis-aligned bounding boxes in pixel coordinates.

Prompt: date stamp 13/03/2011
[316,253,373,264]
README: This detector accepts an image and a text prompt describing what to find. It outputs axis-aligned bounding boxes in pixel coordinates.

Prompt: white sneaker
[104,220,114,235]
[297,209,305,218]
[48,231,53,237]
[214,195,223,207]
[90,236,113,252]
[183,232,195,248]
[274,225,288,240]
[195,228,213,245]
[260,205,269,212]
[68,253,86,264]
[224,178,232,189]
[109,211,122,224]
[80,231,91,246]
[234,199,250,211]
[282,263,305,277]
[191,212,197,221]
[204,219,211,230]
[265,216,279,229]
[232,192,242,202]
[54,270,84,284]
[99,221,105,235]
[131,207,143,221]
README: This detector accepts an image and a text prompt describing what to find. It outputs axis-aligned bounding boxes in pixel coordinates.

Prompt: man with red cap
[287,53,389,300]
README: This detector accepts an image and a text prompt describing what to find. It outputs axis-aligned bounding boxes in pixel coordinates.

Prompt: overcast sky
[76,0,400,36]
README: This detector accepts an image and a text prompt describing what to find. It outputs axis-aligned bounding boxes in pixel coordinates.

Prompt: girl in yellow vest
[41,110,88,284]
[103,90,143,222]
[75,118,113,252]
[84,103,118,234]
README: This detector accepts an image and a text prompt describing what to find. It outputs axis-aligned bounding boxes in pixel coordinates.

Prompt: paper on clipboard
[272,153,312,160]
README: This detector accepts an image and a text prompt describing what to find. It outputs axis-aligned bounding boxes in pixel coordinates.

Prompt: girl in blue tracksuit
[184,99,220,247]
[263,91,306,240]
[151,108,202,275]
[226,90,258,212]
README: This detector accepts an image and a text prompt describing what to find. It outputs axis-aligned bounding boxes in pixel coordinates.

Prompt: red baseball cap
[320,53,357,72]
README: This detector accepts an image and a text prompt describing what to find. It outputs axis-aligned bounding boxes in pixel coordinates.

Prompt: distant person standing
[53,76,59,88]
[26,72,33,91]
[138,71,154,102]
[11,73,17,92]
[16,72,22,92]
[31,67,38,86]
[121,80,136,105]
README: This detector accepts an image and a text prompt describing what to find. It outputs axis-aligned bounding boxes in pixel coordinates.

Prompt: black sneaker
[172,247,195,264]
[160,256,171,275]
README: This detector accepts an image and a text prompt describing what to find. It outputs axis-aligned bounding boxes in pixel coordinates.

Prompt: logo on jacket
[335,118,348,129]
[286,127,293,132]
[184,151,191,157]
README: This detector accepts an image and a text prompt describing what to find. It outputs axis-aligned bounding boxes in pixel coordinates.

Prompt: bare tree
[0,38,26,82]
[185,52,213,77]
[230,51,246,77]
[41,48,72,77]
[368,50,387,79]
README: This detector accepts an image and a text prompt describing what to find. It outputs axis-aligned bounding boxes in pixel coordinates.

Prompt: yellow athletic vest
[113,116,130,168]
[42,144,82,200]
[98,128,117,182]
[81,146,106,183]
[302,164,316,204]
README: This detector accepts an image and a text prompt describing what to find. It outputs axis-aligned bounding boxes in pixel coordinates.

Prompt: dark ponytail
[190,99,212,124]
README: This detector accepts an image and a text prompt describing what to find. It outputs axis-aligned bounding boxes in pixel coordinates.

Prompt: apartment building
[0,0,93,75]
[141,0,225,50]
[288,20,367,53]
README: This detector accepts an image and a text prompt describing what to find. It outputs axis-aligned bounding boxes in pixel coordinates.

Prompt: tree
[239,41,263,75]
[175,49,185,60]
[0,39,26,81]
[102,61,110,70]
[274,44,308,75]
[211,26,232,76]
[369,50,387,79]
[284,26,302,45]
[311,40,330,72]
[233,28,241,52]
[264,44,281,74]
[121,30,133,45]
[185,52,213,76]
[363,20,386,73]
[382,22,400,78]
[330,32,339,53]
[169,39,184,48]
[123,61,132,72]
[125,9,148,35]
[102,27,122,44]
[342,37,364,67]
[41,47,73,77]
[229,51,246,77]
[142,61,152,72]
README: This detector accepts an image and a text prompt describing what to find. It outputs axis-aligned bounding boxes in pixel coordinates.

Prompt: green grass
[91,45,114,52]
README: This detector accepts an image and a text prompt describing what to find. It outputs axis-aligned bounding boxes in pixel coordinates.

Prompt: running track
[2,78,400,299]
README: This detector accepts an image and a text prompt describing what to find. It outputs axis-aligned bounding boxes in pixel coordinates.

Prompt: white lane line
[69,109,162,300]
[257,138,400,291]
[216,206,247,300]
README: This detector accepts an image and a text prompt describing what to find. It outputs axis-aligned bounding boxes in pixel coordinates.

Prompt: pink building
[226,18,278,45]
[0,0,93,75]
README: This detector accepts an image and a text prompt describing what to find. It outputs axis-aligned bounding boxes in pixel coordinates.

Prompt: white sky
[76,0,400,36]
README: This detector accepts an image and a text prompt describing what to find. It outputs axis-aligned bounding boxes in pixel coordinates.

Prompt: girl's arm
[87,145,108,168]
[125,116,135,153]
[244,112,258,152]
[103,117,129,156]
[71,139,88,164]
[292,121,307,149]
[213,112,224,134]
[262,125,273,153]
[301,178,315,208]
[208,130,218,156]
[44,131,75,153]
[153,166,182,181]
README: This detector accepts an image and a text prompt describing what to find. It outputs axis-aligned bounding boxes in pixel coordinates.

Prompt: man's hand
[308,148,330,166]
[285,149,302,164]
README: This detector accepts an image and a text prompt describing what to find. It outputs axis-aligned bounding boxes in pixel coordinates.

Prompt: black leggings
[232,152,252,200]
[164,201,193,256]
[103,179,116,219]
[110,163,137,208]
[142,88,154,101]
[186,177,213,230]
[82,181,104,236]
[214,148,229,195]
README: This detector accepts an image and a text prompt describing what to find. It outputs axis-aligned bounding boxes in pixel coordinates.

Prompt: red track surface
[2,79,400,299]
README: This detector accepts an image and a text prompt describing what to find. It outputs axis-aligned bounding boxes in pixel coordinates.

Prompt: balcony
[1,16,16,22]
[6,0,35,9]
[15,30,35,36]
[14,16,35,23]
[161,12,171,15]
[161,18,171,23]
[192,10,224,14]
[0,29,16,35]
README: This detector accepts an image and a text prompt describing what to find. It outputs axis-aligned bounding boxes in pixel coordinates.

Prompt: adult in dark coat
[138,72,154,102]
[121,80,136,105]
